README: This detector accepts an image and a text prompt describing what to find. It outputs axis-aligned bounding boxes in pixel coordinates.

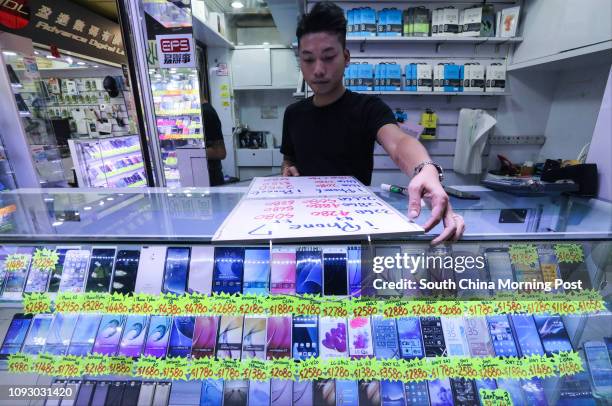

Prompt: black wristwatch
[413,161,444,182]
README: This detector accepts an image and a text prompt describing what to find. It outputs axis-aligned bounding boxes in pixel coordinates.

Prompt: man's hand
[407,165,465,245]
[281,159,300,176]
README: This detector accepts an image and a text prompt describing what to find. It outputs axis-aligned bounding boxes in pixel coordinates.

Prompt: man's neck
[312,83,346,107]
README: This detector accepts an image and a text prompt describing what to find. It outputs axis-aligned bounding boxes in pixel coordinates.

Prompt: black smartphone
[323,248,348,296]
[105,381,125,405]
[120,381,142,406]
[111,249,140,294]
[90,380,110,406]
[420,317,446,357]
[85,248,117,292]
[74,380,95,406]
[162,247,190,295]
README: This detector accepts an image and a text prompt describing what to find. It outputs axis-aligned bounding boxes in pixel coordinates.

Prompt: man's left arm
[377,123,465,244]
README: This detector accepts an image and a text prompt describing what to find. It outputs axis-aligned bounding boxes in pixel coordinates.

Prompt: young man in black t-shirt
[281,2,464,243]
[202,100,226,186]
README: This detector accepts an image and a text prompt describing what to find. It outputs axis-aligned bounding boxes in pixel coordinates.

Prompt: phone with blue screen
[200,379,223,406]
[347,246,362,297]
[486,315,519,357]
[0,313,32,358]
[163,247,190,295]
[533,315,573,355]
[296,248,322,295]
[212,247,244,294]
[449,378,478,405]
[397,317,424,359]
[323,248,348,296]
[292,380,312,406]
[67,314,101,356]
[372,316,399,359]
[521,377,548,406]
[404,381,429,405]
[381,380,406,406]
[427,378,454,406]
[168,316,195,358]
[243,248,270,295]
[509,314,545,356]
[421,317,446,358]
[336,380,358,406]
[44,313,79,356]
[249,380,271,405]
[21,314,53,355]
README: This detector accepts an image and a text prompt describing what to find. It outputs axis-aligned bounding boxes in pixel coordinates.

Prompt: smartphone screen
[168,381,201,406]
[243,248,270,295]
[537,246,562,290]
[381,379,406,406]
[533,315,573,355]
[168,316,194,358]
[520,377,548,406]
[509,315,545,356]
[266,316,291,359]
[557,243,592,289]
[449,378,477,406]
[428,379,454,406]
[163,247,190,295]
[358,380,380,406]
[224,380,248,406]
[293,380,313,406]
[347,246,362,297]
[143,315,171,358]
[372,316,399,359]
[292,315,319,360]
[92,315,126,356]
[249,380,271,405]
[584,341,612,395]
[91,381,110,406]
[484,248,514,290]
[486,315,519,357]
[348,317,374,359]
[296,248,322,295]
[374,246,402,297]
[557,371,597,405]
[121,381,142,406]
[85,248,117,292]
[58,249,91,293]
[314,379,335,406]
[134,246,167,295]
[323,248,348,296]
[242,316,266,360]
[24,247,53,293]
[511,259,543,292]
[48,247,76,293]
[22,314,53,355]
[495,379,525,406]
[216,315,243,359]
[336,380,359,406]
[404,381,430,405]
[0,313,32,357]
[200,379,223,406]
[44,314,78,356]
[270,248,296,295]
[75,381,95,406]
[106,382,126,406]
[453,244,490,298]
[441,317,470,357]
[152,382,171,406]
[118,315,148,358]
[400,246,428,298]
[428,247,456,297]
[67,314,102,356]
[212,247,244,294]
[111,249,140,294]
[475,379,497,405]
[464,317,495,357]
[319,317,348,359]
[397,317,424,359]
[3,248,34,298]
[187,246,214,295]
[191,316,218,359]
[421,317,446,358]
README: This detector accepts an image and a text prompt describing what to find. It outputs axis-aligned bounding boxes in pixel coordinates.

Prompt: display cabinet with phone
[0,188,609,405]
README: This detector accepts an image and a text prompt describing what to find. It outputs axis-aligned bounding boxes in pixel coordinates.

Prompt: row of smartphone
[0,311,601,364]
[42,376,568,406]
[0,243,592,299]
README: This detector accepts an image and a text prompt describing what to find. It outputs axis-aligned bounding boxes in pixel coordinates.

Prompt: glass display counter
[0,188,609,406]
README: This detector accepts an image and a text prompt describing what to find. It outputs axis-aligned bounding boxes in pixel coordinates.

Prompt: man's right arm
[281,156,300,176]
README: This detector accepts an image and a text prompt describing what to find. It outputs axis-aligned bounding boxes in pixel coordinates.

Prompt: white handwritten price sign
[214,176,423,242]
[246,176,370,199]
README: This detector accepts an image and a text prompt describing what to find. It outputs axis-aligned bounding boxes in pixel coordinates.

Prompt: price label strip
[189,357,215,380]
[135,356,163,379]
[23,293,51,314]
[479,389,513,406]
[7,353,33,374]
[163,357,189,380]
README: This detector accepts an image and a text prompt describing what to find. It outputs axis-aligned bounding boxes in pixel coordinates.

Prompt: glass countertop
[0,187,610,242]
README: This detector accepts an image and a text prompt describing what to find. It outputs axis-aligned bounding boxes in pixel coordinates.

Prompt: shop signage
[155,33,195,68]
[0,0,125,65]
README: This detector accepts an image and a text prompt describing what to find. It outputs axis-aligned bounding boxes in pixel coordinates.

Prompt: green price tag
[56,355,82,377]
[266,295,295,316]
[82,354,109,376]
[4,254,30,272]
[214,358,241,380]
[297,357,323,381]
[23,293,51,314]
[241,358,269,381]
[130,293,157,315]
[105,292,131,314]
[402,358,429,382]
[428,357,454,380]
[135,356,163,379]
[500,357,528,379]
[32,248,59,271]
[33,353,56,376]
[378,359,403,382]
[80,292,109,313]
[7,353,33,374]
[294,294,321,316]
[189,357,215,380]
[455,358,479,380]
[320,299,349,318]
[163,357,189,380]
[55,292,82,313]
[269,358,296,381]
[156,293,183,316]
[555,351,584,376]
[554,244,584,264]
[353,358,378,381]
[466,301,495,317]
[479,358,504,380]
[208,293,240,316]
[237,294,266,315]
[108,355,134,376]
[509,244,538,265]
[182,293,211,316]
[349,298,380,318]
[322,358,352,380]
[479,389,514,406]
[524,355,555,378]
[381,299,410,318]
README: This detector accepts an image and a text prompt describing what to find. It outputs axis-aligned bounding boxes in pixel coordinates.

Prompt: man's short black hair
[296,1,347,49]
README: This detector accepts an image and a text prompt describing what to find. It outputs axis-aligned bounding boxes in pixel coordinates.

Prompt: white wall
[587,66,612,201]
[236,27,282,46]
[207,47,236,177]
[539,63,610,160]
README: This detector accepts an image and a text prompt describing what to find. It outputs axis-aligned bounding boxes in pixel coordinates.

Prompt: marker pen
[381,183,408,196]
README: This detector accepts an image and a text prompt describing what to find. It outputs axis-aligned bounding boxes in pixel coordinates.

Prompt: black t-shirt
[281,90,396,185]
[202,102,224,186]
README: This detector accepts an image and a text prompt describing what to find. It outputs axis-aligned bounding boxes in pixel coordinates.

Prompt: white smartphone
[134,246,167,294]
[58,249,91,293]
[188,246,215,295]
[584,341,612,397]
